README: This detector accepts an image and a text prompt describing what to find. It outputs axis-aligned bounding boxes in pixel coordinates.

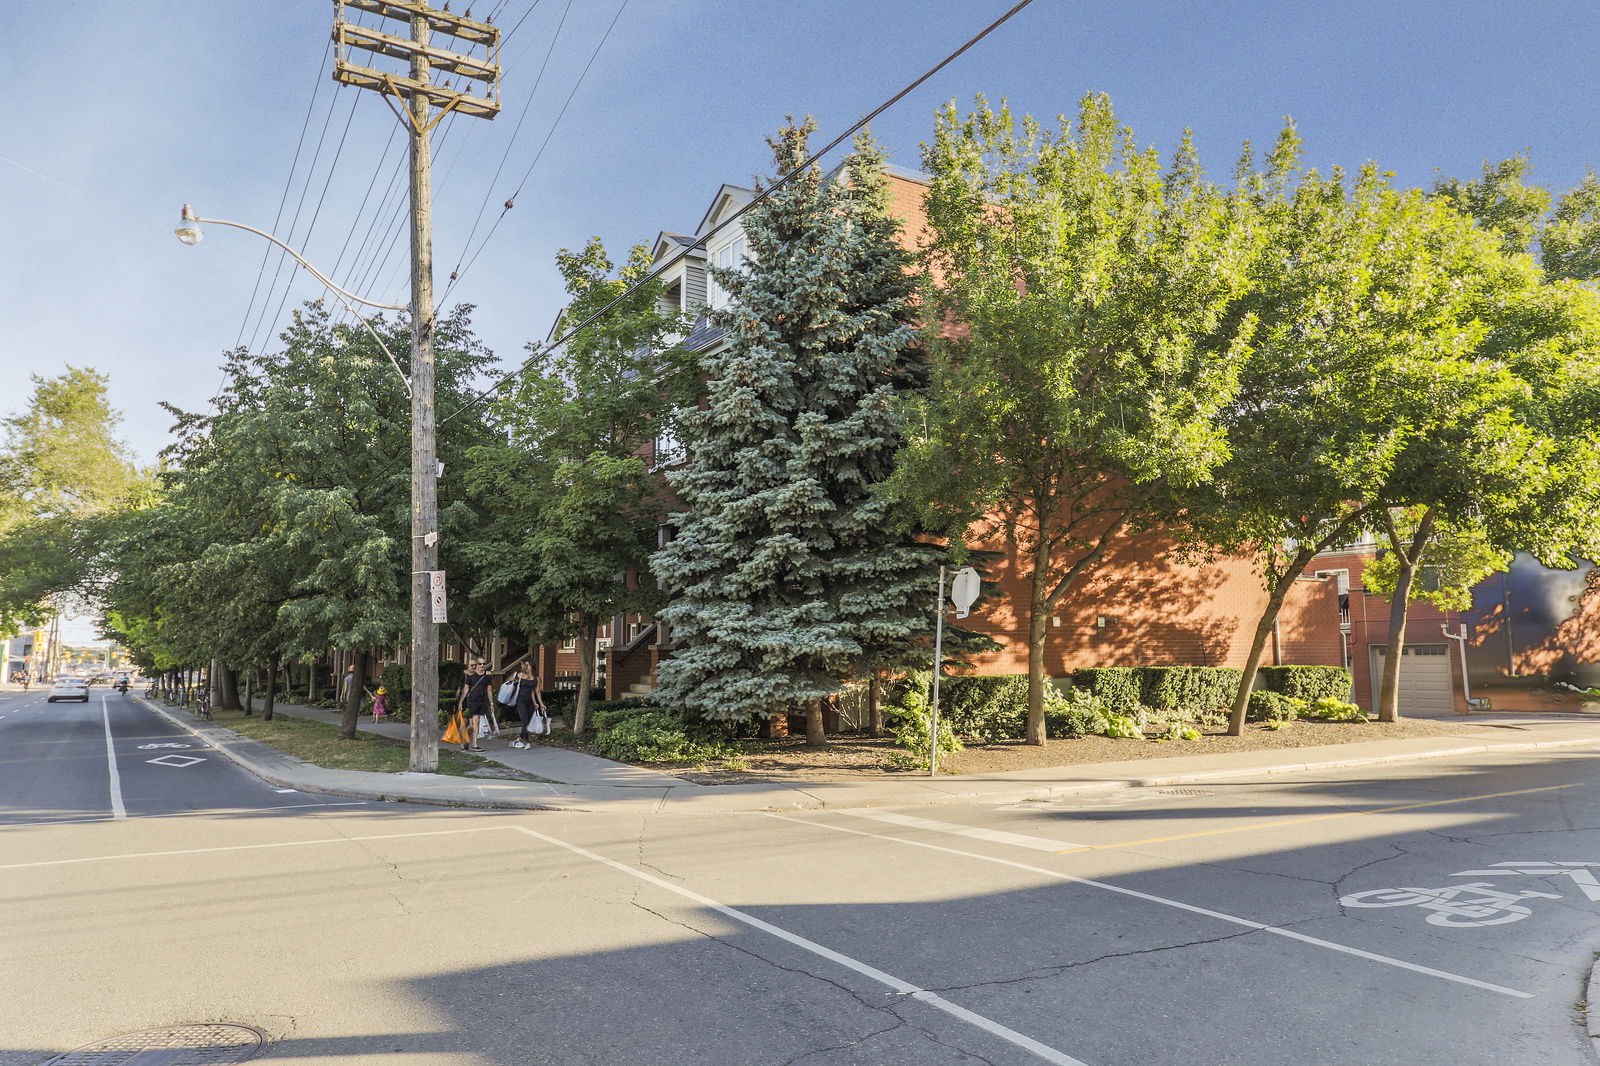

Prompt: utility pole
[331,0,501,771]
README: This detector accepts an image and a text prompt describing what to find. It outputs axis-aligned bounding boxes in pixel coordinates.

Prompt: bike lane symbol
[1340,860,1598,927]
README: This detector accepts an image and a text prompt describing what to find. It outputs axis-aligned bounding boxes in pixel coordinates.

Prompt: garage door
[1370,644,1454,716]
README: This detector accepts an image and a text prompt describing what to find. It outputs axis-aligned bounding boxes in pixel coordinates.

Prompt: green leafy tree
[652,122,945,741]
[467,238,694,736]
[0,367,144,635]
[898,95,1266,744]
[1203,148,1600,729]
[108,303,496,743]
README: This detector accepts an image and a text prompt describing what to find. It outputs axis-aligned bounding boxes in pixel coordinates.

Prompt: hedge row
[1255,665,1352,703]
[1071,666,1242,712]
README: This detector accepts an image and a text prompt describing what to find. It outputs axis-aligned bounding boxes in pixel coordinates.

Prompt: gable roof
[694,184,755,240]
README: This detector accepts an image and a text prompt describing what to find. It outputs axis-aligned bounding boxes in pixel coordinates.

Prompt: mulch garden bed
[547,717,1475,785]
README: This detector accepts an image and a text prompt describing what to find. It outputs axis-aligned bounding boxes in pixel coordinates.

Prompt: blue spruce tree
[652,121,943,742]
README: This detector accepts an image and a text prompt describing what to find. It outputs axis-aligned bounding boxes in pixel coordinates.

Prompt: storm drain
[1156,788,1214,796]
[42,1024,267,1065]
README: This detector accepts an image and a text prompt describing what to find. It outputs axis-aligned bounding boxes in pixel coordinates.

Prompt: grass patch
[202,707,496,777]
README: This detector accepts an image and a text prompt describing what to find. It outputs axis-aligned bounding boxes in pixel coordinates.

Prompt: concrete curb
[1587,952,1600,1063]
[131,695,1600,815]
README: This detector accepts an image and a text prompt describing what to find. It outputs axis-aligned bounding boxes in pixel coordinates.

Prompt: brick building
[578,165,1349,702]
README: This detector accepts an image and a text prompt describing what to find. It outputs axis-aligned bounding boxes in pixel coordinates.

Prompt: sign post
[929,566,982,777]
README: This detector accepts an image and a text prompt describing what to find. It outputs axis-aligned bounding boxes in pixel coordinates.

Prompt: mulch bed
[547,717,1475,785]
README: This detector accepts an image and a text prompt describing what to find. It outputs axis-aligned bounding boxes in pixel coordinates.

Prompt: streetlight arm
[191,214,409,312]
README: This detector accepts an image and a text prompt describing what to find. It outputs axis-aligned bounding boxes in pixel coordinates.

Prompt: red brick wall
[1313,550,1461,711]
[956,530,1342,677]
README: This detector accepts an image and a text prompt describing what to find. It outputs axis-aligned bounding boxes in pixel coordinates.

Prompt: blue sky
[3,0,1598,465]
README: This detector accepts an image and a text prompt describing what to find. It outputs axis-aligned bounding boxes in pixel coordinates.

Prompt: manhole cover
[43,1024,267,1064]
[1156,788,1213,796]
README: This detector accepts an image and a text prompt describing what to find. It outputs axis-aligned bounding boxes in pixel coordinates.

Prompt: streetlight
[174,202,442,766]
[175,205,412,390]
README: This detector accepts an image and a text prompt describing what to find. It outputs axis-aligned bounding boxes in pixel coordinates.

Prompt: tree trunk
[1024,558,1051,745]
[805,701,826,747]
[868,674,883,738]
[1228,556,1314,735]
[1376,508,1437,723]
[308,656,318,704]
[219,665,242,711]
[242,667,254,716]
[262,653,280,722]
[573,621,597,736]
[340,649,368,740]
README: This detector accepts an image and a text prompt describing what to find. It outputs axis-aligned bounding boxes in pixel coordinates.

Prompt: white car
[47,677,90,703]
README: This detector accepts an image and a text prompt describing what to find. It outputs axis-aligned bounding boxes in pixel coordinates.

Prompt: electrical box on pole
[329,0,500,773]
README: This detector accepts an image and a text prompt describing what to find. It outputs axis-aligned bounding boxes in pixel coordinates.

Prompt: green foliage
[467,238,695,734]
[1071,668,1142,708]
[938,674,1028,742]
[104,304,495,677]
[1256,666,1353,703]
[1134,666,1242,711]
[1364,509,1511,613]
[886,688,963,768]
[900,94,1269,741]
[588,709,740,764]
[1309,697,1368,722]
[1043,687,1111,738]
[1246,690,1298,723]
[0,367,145,635]
[590,700,658,731]
[1099,712,1145,739]
[653,122,941,722]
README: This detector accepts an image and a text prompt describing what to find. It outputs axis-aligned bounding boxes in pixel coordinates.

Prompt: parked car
[47,677,90,703]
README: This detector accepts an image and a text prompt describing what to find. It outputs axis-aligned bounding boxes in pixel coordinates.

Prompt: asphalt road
[2,685,1597,1065]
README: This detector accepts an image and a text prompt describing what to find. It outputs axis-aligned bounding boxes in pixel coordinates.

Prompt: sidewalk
[136,695,1600,815]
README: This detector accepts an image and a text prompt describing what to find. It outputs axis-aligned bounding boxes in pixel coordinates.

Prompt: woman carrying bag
[508,660,548,748]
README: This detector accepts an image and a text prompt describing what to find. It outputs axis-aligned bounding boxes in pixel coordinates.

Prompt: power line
[441,0,573,302]
[230,38,333,356]
[440,0,1039,426]
[253,88,365,354]
[242,82,349,354]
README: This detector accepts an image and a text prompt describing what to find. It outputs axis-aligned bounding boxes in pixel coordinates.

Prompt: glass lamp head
[175,204,203,245]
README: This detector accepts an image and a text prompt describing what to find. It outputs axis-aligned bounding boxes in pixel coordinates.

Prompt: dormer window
[707,236,748,308]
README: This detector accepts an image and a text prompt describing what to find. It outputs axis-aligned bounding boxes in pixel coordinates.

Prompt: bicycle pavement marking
[765,812,1535,999]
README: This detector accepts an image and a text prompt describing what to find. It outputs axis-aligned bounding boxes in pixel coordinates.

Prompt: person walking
[456,659,492,753]
[508,660,547,748]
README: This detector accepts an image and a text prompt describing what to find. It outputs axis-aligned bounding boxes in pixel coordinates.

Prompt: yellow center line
[1055,783,1581,854]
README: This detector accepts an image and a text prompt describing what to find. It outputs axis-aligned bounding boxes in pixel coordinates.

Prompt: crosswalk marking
[835,809,1085,851]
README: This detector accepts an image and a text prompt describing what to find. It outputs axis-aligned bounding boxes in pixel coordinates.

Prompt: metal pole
[1442,623,1472,712]
[407,10,441,773]
[930,565,946,777]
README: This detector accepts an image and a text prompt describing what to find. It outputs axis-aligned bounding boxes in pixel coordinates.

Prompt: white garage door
[1370,644,1454,716]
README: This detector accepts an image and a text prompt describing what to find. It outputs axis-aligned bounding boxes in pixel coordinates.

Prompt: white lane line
[507,825,1089,1066]
[837,809,1084,852]
[102,695,126,820]
[765,813,1533,1000]
[0,800,371,829]
[0,825,502,870]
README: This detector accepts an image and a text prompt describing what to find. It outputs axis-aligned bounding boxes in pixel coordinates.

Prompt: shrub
[1099,712,1144,739]
[938,674,1028,742]
[1135,666,1241,712]
[1256,666,1352,703]
[1071,667,1141,708]
[886,689,962,769]
[591,700,659,731]
[1247,690,1298,722]
[589,710,738,763]
[1309,696,1368,722]
[1044,687,1111,738]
